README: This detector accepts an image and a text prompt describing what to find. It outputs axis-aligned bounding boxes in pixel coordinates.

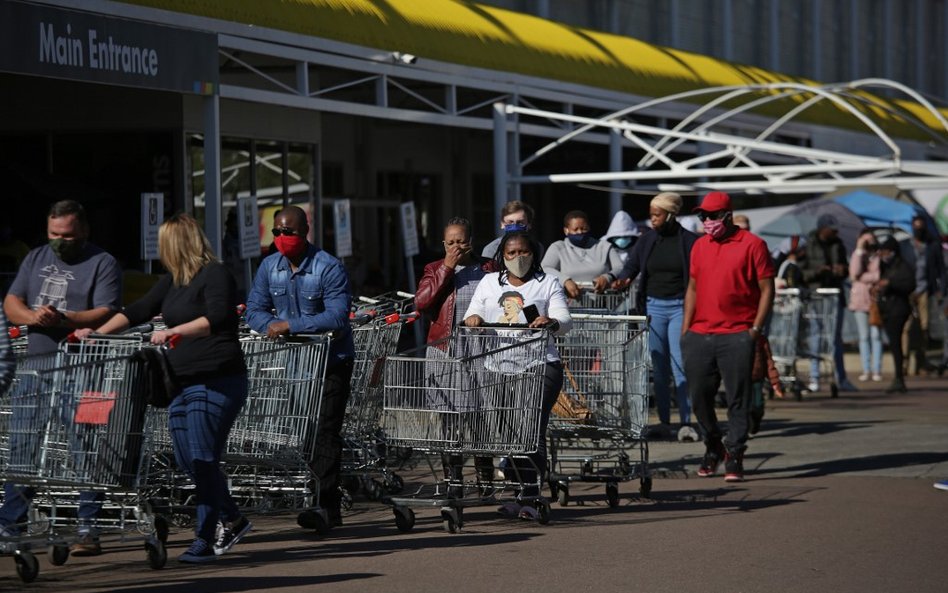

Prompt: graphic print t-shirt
[463,272,571,364]
[8,244,121,354]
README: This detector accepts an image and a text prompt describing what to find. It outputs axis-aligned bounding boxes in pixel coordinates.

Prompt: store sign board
[400,202,420,258]
[333,199,353,258]
[0,0,218,94]
[140,193,163,260]
[237,196,260,260]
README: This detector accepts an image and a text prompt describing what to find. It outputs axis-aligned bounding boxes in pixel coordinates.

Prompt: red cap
[693,191,732,213]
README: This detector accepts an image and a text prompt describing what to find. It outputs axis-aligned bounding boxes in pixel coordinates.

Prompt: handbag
[868,299,883,327]
[130,346,181,408]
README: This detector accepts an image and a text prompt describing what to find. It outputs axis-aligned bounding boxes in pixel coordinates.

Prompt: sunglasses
[696,211,728,222]
[272,227,299,237]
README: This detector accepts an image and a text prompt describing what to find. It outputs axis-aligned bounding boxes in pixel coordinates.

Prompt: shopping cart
[142,334,334,532]
[547,313,651,507]
[768,288,840,400]
[340,311,418,504]
[352,291,417,317]
[567,283,635,314]
[0,336,167,583]
[382,325,551,533]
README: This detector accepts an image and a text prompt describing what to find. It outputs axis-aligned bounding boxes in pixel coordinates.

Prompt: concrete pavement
[2,364,947,592]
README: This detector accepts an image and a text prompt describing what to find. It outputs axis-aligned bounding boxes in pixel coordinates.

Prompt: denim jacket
[246,244,354,365]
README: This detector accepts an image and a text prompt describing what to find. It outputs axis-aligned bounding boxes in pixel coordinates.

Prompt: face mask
[881,253,895,264]
[702,219,728,240]
[503,222,528,233]
[913,228,927,241]
[49,238,85,263]
[566,233,588,246]
[274,234,307,258]
[504,254,533,278]
[611,237,632,249]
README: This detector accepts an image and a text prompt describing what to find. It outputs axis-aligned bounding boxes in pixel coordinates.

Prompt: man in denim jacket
[246,205,354,531]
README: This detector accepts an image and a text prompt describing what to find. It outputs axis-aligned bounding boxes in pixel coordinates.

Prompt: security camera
[393,52,417,65]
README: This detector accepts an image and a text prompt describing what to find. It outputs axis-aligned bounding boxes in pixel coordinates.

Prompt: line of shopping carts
[0,322,335,583]
[0,333,168,582]
[769,288,841,400]
[378,285,652,532]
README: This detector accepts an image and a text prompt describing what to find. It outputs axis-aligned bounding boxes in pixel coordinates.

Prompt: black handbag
[130,346,181,408]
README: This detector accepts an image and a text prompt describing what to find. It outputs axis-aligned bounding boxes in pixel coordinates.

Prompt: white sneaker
[807,381,820,392]
[872,374,883,382]
[677,425,699,442]
[858,373,870,381]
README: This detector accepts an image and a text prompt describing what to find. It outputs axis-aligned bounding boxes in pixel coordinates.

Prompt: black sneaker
[697,441,725,477]
[214,516,252,556]
[885,379,907,394]
[178,538,216,563]
[724,451,745,482]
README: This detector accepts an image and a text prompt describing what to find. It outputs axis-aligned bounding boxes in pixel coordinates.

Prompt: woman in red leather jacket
[414,217,498,496]
[415,217,498,343]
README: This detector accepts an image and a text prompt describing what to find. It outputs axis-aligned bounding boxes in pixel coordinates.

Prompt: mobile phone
[523,304,539,323]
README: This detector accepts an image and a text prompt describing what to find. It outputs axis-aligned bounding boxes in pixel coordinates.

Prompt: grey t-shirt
[8,244,121,354]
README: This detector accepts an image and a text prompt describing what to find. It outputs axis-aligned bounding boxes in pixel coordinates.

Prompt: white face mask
[504,254,533,278]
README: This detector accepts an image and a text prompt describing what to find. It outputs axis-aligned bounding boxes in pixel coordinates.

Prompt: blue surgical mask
[611,237,632,249]
[567,233,588,246]
[503,223,528,233]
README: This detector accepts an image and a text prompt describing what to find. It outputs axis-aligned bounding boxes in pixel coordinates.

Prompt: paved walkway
[2,364,947,592]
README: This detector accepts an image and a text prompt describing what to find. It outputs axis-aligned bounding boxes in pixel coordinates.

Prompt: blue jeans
[852,310,882,375]
[168,374,247,543]
[808,295,849,383]
[647,297,690,425]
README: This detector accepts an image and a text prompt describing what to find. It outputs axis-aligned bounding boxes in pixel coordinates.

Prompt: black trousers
[882,300,911,383]
[681,330,755,454]
[311,358,353,514]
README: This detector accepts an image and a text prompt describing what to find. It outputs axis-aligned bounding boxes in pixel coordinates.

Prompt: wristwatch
[751,325,763,334]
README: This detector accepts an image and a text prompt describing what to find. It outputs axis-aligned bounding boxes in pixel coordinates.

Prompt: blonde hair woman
[76,214,250,563]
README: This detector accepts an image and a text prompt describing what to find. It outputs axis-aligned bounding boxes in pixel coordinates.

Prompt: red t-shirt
[689,228,774,334]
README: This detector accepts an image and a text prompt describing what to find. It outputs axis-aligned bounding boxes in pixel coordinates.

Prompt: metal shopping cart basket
[381,325,551,533]
[769,288,840,399]
[142,334,333,533]
[0,336,167,583]
[567,284,635,315]
[340,311,418,504]
[547,313,651,507]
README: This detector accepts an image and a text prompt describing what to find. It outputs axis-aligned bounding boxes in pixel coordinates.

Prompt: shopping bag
[129,347,180,407]
[868,299,883,327]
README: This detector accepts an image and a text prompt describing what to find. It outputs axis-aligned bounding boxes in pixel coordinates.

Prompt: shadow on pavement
[753,419,884,438]
[751,451,948,478]
[75,573,380,593]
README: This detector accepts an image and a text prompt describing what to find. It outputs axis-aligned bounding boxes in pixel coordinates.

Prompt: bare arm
[3,293,43,326]
[61,306,116,330]
[752,277,775,333]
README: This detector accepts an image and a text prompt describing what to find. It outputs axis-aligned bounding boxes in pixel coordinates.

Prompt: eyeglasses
[696,211,728,222]
[272,227,299,237]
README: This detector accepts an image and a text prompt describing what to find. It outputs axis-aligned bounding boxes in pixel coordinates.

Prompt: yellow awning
[117,0,948,140]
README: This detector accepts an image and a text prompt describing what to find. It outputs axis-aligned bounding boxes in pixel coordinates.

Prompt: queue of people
[1,191,946,566]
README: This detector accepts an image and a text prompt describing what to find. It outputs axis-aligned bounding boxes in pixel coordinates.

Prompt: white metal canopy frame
[493,79,948,209]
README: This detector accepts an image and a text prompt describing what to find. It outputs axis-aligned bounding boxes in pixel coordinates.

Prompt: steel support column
[203,93,222,256]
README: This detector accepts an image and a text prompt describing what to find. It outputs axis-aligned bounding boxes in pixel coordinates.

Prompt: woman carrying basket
[76,214,250,563]
[463,231,571,520]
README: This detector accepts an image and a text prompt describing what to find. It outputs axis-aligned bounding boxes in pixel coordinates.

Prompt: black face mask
[913,228,928,241]
[49,238,86,263]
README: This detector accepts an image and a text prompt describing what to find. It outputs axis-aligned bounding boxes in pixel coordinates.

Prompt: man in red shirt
[681,192,774,482]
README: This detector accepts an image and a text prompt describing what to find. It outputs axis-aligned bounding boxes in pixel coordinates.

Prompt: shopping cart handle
[236,303,247,315]
[122,322,154,335]
[165,334,182,349]
[8,326,21,339]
